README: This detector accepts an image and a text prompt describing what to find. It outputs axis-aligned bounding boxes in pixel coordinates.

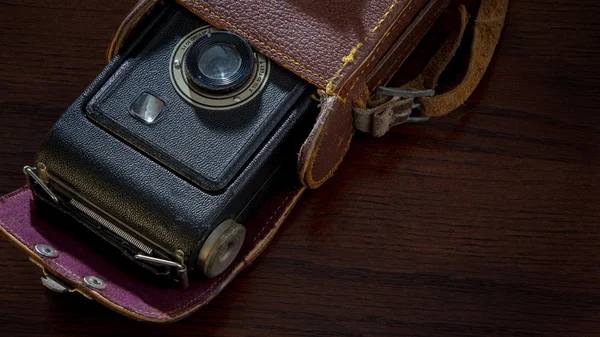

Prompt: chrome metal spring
[70,199,153,255]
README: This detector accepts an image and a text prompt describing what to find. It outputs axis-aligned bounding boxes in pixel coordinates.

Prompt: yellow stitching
[0,186,299,319]
[349,76,361,92]
[325,0,403,95]
[8,228,165,318]
[346,0,417,97]
[0,191,165,318]
[2,215,167,318]
[188,0,327,85]
[1,220,83,284]
[367,0,445,93]
[187,0,409,101]
[168,273,229,314]
[253,190,295,243]
[342,42,363,65]
[306,0,420,185]
[325,0,418,97]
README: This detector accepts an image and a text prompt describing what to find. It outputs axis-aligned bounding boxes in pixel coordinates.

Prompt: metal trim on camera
[170,26,271,110]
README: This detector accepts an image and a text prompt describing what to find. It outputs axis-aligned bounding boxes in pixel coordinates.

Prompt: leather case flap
[0,182,304,323]
[0,0,502,323]
[176,0,428,96]
[107,0,450,188]
[111,0,431,95]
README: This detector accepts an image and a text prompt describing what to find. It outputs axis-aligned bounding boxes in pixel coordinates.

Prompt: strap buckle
[376,87,435,123]
[353,87,436,137]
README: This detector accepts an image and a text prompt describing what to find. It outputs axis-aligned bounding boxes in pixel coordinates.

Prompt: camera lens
[198,44,242,80]
[185,31,254,93]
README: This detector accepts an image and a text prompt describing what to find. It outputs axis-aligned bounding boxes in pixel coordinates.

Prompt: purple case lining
[0,185,304,322]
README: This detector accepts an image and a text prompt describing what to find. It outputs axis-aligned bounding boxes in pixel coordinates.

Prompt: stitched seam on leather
[166,272,229,315]
[1,186,299,319]
[253,190,294,244]
[0,187,28,203]
[0,209,85,284]
[1,217,166,319]
[0,214,167,318]
[113,1,416,97]
[0,191,166,319]
[186,0,327,85]
[305,0,423,187]
[325,0,415,97]
[307,127,354,188]
[348,2,417,94]
[373,1,447,90]
[298,97,336,186]
[168,187,299,316]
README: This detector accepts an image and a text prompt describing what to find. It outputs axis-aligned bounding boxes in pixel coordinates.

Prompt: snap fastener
[84,276,107,290]
[35,244,59,258]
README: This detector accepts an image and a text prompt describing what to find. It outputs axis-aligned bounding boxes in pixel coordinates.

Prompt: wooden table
[0,1,598,336]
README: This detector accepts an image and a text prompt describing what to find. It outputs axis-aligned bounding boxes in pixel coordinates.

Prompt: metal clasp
[29,258,92,299]
[376,87,435,123]
[134,254,189,289]
[23,165,59,203]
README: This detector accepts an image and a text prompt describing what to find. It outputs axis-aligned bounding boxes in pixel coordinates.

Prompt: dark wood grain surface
[1,1,599,336]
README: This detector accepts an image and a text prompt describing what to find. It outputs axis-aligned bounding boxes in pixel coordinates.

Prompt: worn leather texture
[0,0,460,322]
[175,0,449,189]
[366,0,452,91]
[109,0,431,95]
[0,0,505,322]
[0,182,305,322]
[415,0,509,117]
[108,0,450,188]
[297,0,451,187]
[177,0,426,95]
[36,4,316,272]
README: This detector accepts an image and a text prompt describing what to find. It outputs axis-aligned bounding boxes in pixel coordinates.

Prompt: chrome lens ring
[170,26,271,110]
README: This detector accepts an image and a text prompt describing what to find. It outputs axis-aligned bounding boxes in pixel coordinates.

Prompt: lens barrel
[184,31,255,93]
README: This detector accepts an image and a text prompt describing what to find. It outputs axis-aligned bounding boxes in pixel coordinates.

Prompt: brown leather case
[0,0,509,322]
[108,0,452,189]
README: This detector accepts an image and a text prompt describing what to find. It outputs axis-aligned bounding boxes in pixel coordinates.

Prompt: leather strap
[298,0,450,187]
[353,0,509,137]
[354,97,415,137]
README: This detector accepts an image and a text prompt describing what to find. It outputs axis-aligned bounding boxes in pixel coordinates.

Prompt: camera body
[28,3,314,287]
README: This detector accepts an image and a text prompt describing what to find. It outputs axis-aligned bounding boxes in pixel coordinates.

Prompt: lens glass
[198,43,242,81]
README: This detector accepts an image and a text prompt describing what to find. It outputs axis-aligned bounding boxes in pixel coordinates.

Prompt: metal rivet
[84,276,107,290]
[35,244,59,258]
[174,59,181,69]
[233,96,241,103]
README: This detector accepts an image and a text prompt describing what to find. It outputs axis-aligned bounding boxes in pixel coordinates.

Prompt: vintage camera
[25,3,315,288]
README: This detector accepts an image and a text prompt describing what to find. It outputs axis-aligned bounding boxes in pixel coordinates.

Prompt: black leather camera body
[26,3,315,288]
